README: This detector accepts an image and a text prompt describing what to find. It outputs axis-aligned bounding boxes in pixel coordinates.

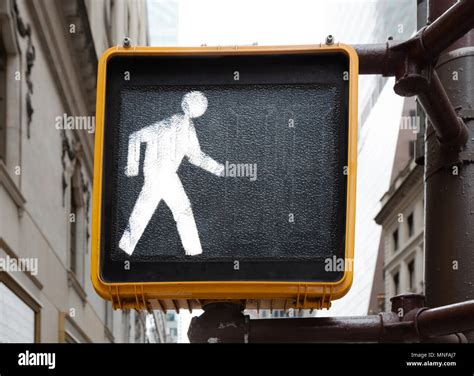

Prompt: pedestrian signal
[91,45,358,311]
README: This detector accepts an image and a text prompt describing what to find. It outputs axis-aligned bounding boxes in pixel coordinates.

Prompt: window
[392,229,399,252]
[0,34,6,161]
[408,259,415,292]
[69,168,84,281]
[69,187,78,273]
[0,282,35,343]
[166,312,175,322]
[170,328,178,337]
[377,294,385,313]
[70,183,78,274]
[0,276,40,343]
[393,272,400,296]
[407,213,414,238]
[409,139,416,160]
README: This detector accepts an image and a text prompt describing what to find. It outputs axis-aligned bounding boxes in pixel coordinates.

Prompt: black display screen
[100,52,349,283]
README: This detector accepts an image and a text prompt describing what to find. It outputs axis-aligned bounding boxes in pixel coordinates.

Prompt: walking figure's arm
[186,124,224,176]
[125,130,142,177]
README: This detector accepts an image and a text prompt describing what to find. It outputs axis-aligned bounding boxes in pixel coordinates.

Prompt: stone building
[372,99,425,313]
[0,0,155,343]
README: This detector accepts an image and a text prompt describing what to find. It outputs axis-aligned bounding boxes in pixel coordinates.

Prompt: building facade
[376,161,424,311]
[374,98,425,312]
[0,0,154,343]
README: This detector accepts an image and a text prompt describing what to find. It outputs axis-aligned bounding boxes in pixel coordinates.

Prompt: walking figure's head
[181,91,208,119]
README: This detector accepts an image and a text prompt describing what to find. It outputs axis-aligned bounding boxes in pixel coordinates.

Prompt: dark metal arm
[188,298,473,343]
[353,0,474,148]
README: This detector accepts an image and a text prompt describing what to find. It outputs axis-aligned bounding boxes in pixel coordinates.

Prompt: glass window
[70,180,78,274]
[0,282,35,343]
[407,213,414,238]
[392,229,399,252]
[69,169,84,282]
[409,139,416,159]
[393,272,400,296]
[408,259,415,291]
[166,312,175,321]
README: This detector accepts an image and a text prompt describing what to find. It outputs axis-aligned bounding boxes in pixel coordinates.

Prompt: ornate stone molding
[374,162,423,225]
[60,129,90,241]
[80,170,91,243]
[24,0,95,177]
[58,0,98,115]
[60,129,76,206]
[13,0,35,138]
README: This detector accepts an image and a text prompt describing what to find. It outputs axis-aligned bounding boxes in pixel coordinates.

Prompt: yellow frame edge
[91,44,358,309]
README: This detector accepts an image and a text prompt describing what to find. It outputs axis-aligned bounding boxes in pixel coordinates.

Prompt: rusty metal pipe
[188,301,474,343]
[421,0,474,59]
[424,333,468,344]
[248,302,474,343]
[354,43,402,76]
[355,45,469,147]
[416,70,468,146]
[249,315,385,343]
[355,0,474,74]
[355,0,474,75]
[417,300,474,338]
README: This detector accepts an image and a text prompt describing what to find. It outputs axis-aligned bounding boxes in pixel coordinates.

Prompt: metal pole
[353,42,402,76]
[414,0,428,166]
[249,315,384,343]
[417,301,474,338]
[420,0,474,59]
[416,70,468,146]
[355,0,474,75]
[188,298,474,343]
[424,0,474,342]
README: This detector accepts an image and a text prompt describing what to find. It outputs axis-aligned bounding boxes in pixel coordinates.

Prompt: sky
[147,0,388,47]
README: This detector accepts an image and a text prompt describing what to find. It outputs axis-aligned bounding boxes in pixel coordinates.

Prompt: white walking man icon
[119,91,224,256]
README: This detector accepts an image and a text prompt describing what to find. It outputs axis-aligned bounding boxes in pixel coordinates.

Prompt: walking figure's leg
[163,175,203,256]
[119,185,162,255]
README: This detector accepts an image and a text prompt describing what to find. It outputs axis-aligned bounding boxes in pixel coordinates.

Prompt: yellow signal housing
[91,44,358,312]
